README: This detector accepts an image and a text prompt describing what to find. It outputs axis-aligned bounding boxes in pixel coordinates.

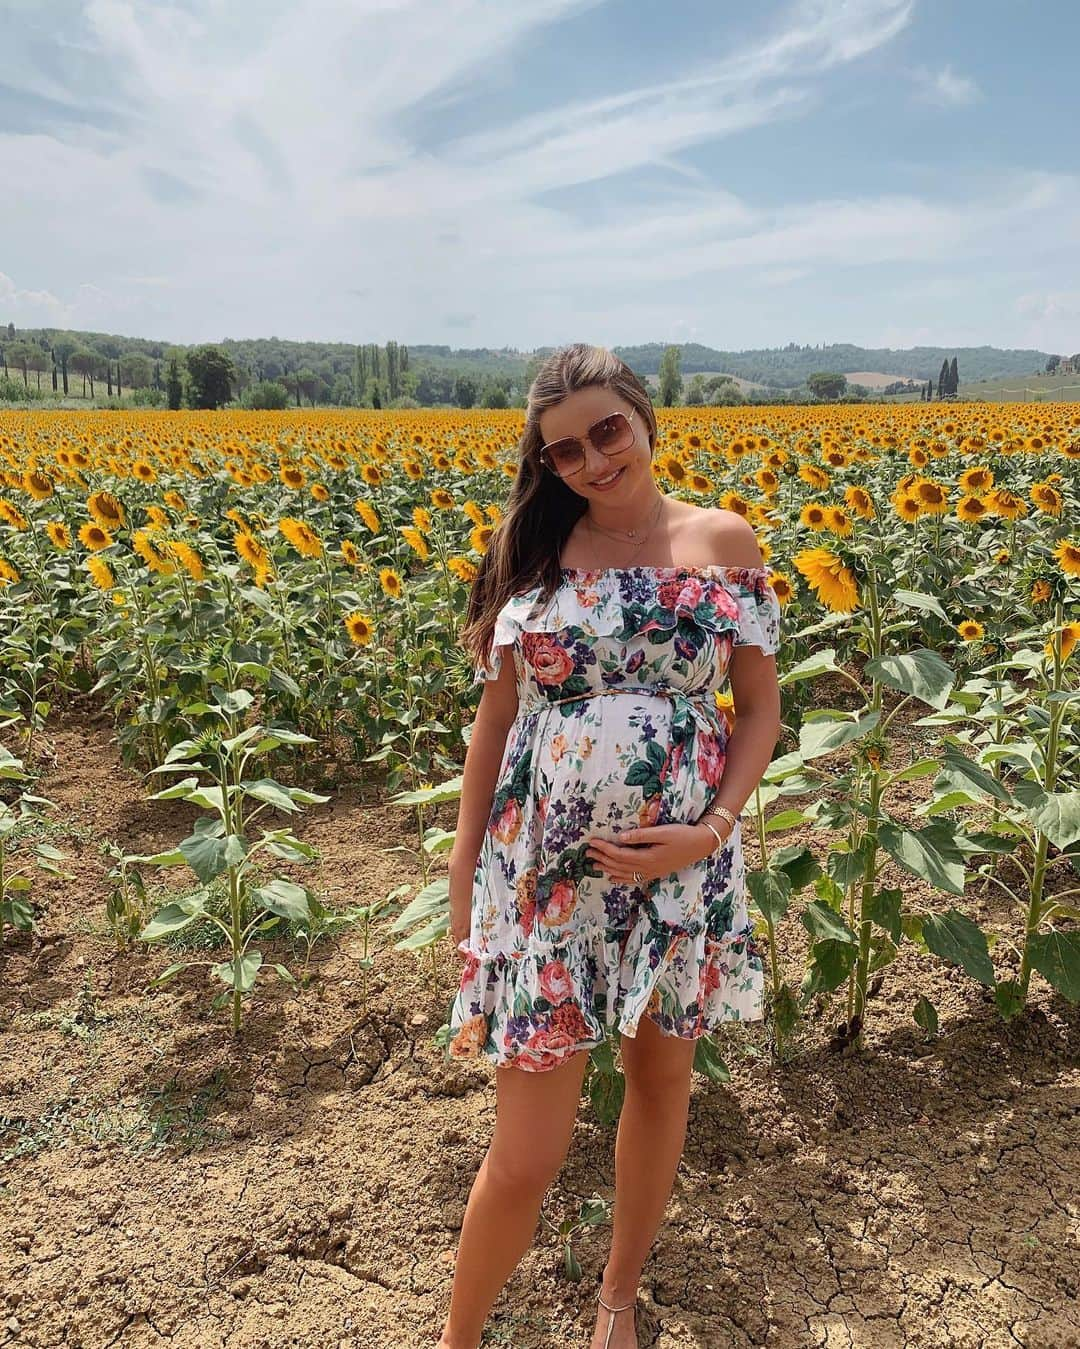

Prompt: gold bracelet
[702,805,738,831]
[697,819,726,857]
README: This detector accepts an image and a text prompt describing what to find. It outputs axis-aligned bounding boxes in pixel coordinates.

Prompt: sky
[2,0,1078,355]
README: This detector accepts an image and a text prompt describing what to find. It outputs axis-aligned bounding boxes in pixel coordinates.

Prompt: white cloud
[908,62,981,106]
[2,0,1065,352]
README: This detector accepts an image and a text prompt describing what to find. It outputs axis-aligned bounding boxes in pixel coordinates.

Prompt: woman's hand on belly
[585,821,729,884]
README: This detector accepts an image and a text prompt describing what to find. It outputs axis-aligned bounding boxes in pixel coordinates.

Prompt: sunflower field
[2,401,1079,1346]
[1,402,1078,1037]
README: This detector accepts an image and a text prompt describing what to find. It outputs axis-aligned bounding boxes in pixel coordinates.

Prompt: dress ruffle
[474,565,780,682]
[449,911,764,1072]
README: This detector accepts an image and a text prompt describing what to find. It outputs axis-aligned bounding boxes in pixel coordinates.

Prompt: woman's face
[537,386,652,504]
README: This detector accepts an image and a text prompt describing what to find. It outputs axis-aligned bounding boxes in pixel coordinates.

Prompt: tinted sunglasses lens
[590,412,633,452]
[546,441,584,475]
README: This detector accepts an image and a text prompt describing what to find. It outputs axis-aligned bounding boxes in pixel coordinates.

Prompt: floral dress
[448,564,782,1073]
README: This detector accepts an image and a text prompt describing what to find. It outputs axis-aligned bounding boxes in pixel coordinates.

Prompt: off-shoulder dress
[447,564,782,1072]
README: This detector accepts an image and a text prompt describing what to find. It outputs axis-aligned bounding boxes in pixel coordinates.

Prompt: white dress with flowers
[447,564,782,1072]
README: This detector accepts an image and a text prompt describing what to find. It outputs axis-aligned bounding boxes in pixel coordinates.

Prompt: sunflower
[361,463,384,487]
[340,539,361,568]
[133,529,175,574]
[469,523,494,555]
[0,499,29,530]
[959,466,993,492]
[132,460,157,484]
[281,464,305,490]
[88,490,125,530]
[278,516,323,558]
[914,479,949,513]
[1054,538,1080,577]
[380,567,403,598]
[825,506,853,537]
[894,495,921,524]
[412,506,433,533]
[78,522,114,551]
[843,486,875,520]
[355,499,380,533]
[1030,579,1052,605]
[87,555,115,591]
[1046,622,1080,663]
[447,556,478,584]
[987,489,1027,521]
[431,488,456,510]
[660,453,686,484]
[462,500,486,527]
[687,472,713,495]
[23,470,54,500]
[793,548,860,612]
[956,495,987,523]
[768,571,793,605]
[401,526,430,561]
[311,483,330,503]
[956,619,985,642]
[799,502,828,531]
[235,531,269,570]
[165,540,205,583]
[0,557,20,586]
[46,521,71,550]
[799,464,830,490]
[344,611,375,647]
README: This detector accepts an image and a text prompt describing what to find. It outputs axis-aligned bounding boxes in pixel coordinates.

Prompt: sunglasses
[538,407,638,479]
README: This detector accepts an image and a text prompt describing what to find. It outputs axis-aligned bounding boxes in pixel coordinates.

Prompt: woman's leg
[438,1046,592,1349]
[592,1014,696,1344]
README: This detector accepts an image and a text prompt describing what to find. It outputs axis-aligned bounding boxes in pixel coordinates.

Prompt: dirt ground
[1,712,1077,1349]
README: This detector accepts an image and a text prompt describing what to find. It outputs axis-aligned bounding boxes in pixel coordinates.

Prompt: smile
[590,466,625,488]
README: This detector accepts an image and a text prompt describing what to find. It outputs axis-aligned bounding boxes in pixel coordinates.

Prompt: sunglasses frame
[539,407,638,479]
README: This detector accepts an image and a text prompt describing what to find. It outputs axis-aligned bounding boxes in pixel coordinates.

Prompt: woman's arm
[449,651,520,872]
[692,511,782,852]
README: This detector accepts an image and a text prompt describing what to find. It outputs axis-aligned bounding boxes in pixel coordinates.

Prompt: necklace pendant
[626,528,637,538]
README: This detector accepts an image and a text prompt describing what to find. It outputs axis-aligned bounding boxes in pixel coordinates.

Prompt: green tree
[245,380,289,410]
[185,345,236,409]
[166,356,184,411]
[69,348,101,398]
[454,374,478,409]
[685,373,706,405]
[120,353,154,389]
[658,345,683,407]
[5,341,34,388]
[807,371,848,400]
[948,356,959,395]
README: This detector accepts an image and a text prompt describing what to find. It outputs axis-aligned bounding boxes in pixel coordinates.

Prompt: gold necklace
[586,492,664,542]
[588,497,665,567]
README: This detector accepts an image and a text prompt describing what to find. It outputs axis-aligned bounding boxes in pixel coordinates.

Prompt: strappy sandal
[595,1287,636,1349]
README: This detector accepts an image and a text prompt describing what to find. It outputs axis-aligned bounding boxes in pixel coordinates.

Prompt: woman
[438,344,782,1349]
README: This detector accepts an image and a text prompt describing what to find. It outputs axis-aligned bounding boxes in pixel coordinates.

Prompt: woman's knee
[483,1140,566,1199]
[485,1050,589,1194]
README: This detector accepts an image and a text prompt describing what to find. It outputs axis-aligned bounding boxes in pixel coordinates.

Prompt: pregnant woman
[438,344,782,1349]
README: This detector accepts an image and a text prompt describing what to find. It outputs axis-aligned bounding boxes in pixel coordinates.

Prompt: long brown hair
[461,343,658,678]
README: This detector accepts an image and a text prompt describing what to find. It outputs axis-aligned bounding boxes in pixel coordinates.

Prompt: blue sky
[2,0,1078,354]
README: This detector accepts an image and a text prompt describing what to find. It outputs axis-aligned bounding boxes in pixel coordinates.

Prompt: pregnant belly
[533,695,727,843]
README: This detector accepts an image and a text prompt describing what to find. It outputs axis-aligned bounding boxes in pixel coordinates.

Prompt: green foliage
[0,740,69,941]
[243,380,290,410]
[185,345,237,410]
[127,690,328,1033]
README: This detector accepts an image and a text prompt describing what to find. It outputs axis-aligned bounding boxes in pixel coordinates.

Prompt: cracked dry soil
[1,714,1078,1349]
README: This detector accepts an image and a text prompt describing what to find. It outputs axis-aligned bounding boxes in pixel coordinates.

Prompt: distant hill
[610,342,1053,388]
[1,324,1059,404]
